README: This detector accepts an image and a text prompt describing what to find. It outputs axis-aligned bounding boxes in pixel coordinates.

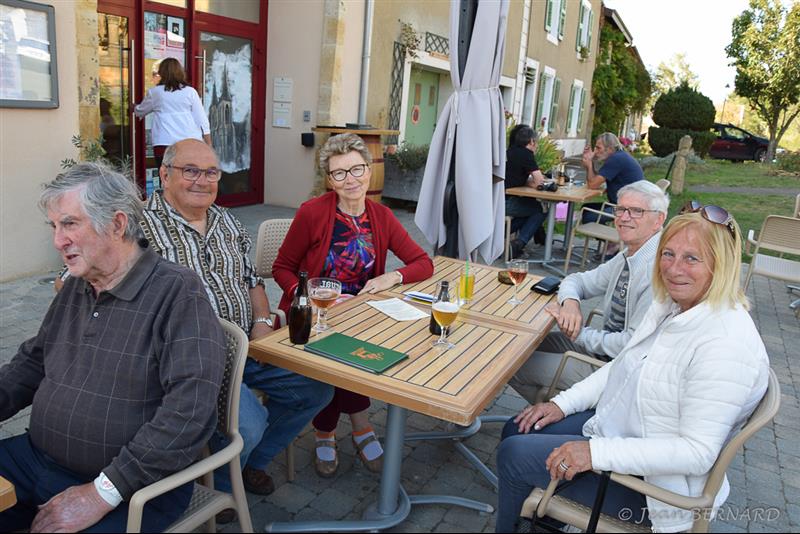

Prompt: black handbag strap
[586,470,612,533]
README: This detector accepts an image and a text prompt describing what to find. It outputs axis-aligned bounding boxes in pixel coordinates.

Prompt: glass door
[97,12,132,170]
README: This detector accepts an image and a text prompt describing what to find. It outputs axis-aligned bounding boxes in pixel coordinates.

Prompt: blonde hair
[652,212,749,310]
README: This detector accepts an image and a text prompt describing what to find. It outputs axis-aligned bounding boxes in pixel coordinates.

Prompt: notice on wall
[273,77,293,103]
[272,102,291,128]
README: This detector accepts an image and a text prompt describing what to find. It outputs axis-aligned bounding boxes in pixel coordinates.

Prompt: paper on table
[367,298,429,321]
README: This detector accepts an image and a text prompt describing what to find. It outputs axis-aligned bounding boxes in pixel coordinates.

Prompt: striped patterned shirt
[603,259,630,334]
[141,190,264,333]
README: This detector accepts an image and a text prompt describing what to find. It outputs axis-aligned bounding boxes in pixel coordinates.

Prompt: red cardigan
[273,192,434,315]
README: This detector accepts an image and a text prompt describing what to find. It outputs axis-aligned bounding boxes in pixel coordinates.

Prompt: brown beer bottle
[429,280,449,336]
[289,271,312,344]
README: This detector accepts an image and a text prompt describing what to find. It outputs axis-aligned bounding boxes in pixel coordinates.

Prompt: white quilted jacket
[552,298,769,532]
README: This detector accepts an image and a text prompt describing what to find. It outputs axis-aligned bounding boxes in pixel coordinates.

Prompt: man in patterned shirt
[0,163,225,532]
[144,139,332,507]
[510,181,668,403]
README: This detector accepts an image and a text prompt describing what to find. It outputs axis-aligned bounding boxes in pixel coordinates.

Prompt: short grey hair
[319,133,372,175]
[39,162,144,241]
[161,139,220,169]
[596,132,622,152]
[617,180,670,214]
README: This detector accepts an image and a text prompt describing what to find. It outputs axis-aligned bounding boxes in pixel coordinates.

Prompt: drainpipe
[357,0,374,124]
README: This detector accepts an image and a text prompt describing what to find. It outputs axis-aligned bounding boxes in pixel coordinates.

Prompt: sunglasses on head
[679,200,736,238]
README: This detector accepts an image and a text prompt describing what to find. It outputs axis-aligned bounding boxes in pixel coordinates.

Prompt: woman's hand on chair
[546,440,592,481]
[514,401,565,434]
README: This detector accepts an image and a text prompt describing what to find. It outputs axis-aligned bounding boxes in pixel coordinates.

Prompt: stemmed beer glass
[507,260,528,305]
[308,277,342,332]
[431,281,460,350]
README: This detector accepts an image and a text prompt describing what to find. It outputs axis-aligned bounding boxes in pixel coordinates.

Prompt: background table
[0,476,16,512]
[506,184,603,275]
[250,256,555,532]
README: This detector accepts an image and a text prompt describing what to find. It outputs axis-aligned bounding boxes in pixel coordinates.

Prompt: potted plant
[383,142,429,201]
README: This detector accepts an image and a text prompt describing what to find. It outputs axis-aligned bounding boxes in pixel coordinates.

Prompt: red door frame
[97,0,267,207]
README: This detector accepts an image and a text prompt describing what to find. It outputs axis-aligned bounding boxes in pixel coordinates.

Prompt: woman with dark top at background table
[134,58,211,169]
[505,124,547,259]
[273,133,433,478]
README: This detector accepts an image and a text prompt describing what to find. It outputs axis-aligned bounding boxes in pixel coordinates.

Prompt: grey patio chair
[254,217,296,480]
[655,178,670,193]
[126,319,254,533]
[521,368,780,533]
[563,202,621,273]
[742,215,800,293]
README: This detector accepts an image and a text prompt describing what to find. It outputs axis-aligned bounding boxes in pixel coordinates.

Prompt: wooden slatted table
[0,476,16,512]
[506,184,603,275]
[251,256,555,532]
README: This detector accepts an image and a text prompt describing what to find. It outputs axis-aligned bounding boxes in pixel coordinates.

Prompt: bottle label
[299,297,307,306]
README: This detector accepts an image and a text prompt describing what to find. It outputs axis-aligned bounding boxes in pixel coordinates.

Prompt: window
[0,0,59,108]
[534,68,560,134]
[566,81,587,137]
[575,1,594,56]
[544,0,566,44]
[521,65,537,126]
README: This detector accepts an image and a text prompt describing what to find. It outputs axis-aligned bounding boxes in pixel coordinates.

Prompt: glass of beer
[308,277,342,332]
[507,259,528,305]
[431,281,460,350]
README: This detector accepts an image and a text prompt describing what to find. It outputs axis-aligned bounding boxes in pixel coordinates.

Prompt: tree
[649,53,700,108]
[726,0,800,161]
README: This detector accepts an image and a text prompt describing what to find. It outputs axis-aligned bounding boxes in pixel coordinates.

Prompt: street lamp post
[721,83,730,122]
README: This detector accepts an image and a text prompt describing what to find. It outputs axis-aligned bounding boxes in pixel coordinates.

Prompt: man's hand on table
[545,300,583,341]
[513,401,565,434]
[547,440,592,481]
[30,482,114,533]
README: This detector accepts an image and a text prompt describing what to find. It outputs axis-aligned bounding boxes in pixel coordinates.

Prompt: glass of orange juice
[458,271,475,305]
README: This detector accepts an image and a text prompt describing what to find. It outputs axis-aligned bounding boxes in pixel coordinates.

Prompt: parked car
[709,123,769,162]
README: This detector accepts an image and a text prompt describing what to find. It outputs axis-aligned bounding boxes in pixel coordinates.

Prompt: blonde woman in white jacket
[496,204,769,533]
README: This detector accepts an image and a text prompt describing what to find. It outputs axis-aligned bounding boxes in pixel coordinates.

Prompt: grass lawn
[643,159,800,190]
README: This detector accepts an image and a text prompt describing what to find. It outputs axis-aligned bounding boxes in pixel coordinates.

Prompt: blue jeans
[496,410,648,533]
[580,202,615,225]
[0,434,192,532]
[211,359,333,492]
[506,196,546,246]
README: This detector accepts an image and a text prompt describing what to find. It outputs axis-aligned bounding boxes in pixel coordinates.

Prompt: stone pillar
[317,0,348,126]
[671,135,692,195]
[75,1,100,143]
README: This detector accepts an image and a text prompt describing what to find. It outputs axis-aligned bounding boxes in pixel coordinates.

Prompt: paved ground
[1,202,798,533]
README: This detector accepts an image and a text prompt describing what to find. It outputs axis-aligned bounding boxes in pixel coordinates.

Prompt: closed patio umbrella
[415,0,509,263]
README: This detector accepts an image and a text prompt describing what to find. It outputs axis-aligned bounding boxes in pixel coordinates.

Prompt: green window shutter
[549,77,561,133]
[577,88,587,134]
[566,84,576,134]
[558,0,567,40]
[587,10,594,52]
[535,74,547,131]
[576,3,585,52]
[545,0,553,32]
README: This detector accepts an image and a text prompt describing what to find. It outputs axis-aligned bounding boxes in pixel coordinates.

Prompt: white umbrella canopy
[415,0,509,263]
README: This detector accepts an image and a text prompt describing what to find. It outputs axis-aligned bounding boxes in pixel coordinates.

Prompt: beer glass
[308,277,342,332]
[507,260,528,305]
[431,280,460,350]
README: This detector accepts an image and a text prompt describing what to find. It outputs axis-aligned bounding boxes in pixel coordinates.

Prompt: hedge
[648,127,716,158]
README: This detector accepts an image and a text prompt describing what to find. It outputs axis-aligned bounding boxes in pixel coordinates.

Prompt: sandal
[314,433,338,478]
[351,430,383,473]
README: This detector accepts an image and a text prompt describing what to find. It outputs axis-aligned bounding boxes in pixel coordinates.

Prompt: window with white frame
[544,0,566,44]
[534,67,561,134]
[575,0,594,56]
[566,80,587,137]
[521,65,538,126]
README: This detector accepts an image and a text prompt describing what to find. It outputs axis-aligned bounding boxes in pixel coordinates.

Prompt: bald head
[159,139,221,216]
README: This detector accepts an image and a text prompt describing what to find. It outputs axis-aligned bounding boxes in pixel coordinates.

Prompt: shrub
[385,142,428,172]
[652,83,715,131]
[648,126,716,158]
[535,136,561,173]
[776,150,800,174]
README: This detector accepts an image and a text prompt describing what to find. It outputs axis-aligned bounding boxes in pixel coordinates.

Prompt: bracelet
[395,271,403,286]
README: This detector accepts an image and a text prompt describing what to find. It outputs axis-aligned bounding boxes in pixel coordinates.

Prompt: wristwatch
[253,316,274,328]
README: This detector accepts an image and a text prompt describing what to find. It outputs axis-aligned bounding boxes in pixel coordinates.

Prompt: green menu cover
[304,333,408,374]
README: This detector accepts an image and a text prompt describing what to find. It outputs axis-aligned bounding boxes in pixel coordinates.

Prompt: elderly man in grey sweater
[510,180,668,403]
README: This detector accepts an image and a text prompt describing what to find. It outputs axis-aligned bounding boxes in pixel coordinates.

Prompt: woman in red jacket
[273,133,434,478]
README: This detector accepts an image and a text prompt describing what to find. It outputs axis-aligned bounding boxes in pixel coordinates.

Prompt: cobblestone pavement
[1,203,797,533]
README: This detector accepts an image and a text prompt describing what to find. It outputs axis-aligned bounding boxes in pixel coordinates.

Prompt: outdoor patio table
[249,256,556,532]
[506,184,603,275]
[0,475,16,512]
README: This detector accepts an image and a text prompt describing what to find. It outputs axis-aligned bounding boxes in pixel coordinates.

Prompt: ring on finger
[558,460,569,471]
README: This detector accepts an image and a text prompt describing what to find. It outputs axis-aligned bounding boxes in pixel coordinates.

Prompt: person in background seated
[0,162,225,532]
[141,139,333,523]
[496,204,769,533]
[505,124,548,259]
[581,132,645,258]
[509,181,668,403]
[273,133,433,478]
